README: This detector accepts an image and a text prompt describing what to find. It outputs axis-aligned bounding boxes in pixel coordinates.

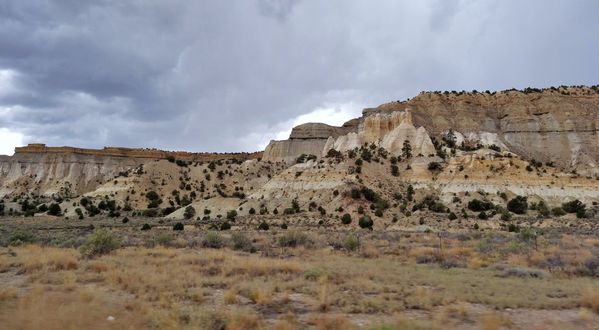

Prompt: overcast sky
[0,0,598,155]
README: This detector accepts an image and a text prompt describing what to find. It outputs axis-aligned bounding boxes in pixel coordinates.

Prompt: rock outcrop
[264,110,436,161]
[264,86,599,174]
[0,144,262,197]
[263,122,357,163]
[14,144,262,162]
[377,86,599,173]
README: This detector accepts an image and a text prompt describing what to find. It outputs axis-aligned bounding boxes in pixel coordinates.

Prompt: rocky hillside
[0,86,598,229]
[266,86,599,175]
[0,145,261,198]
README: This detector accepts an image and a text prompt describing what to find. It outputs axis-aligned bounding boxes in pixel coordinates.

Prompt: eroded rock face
[375,87,599,173]
[263,139,330,163]
[289,123,353,139]
[264,110,437,161]
[0,145,263,197]
[0,152,143,197]
[323,110,436,157]
[264,87,599,174]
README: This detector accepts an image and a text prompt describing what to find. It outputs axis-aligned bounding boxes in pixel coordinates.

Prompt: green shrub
[154,233,174,246]
[341,213,352,224]
[448,212,457,220]
[8,230,36,245]
[562,200,586,214]
[278,231,308,247]
[141,223,151,231]
[122,216,129,223]
[80,229,121,258]
[257,222,269,231]
[536,201,550,217]
[47,203,62,216]
[226,210,237,220]
[358,216,373,229]
[551,207,566,217]
[231,232,253,251]
[360,187,379,202]
[500,211,512,221]
[220,221,231,231]
[146,191,160,201]
[183,206,196,219]
[467,199,493,212]
[390,165,399,177]
[427,162,443,171]
[519,228,538,243]
[202,231,223,248]
[343,235,360,251]
[142,209,159,217]
[507,196,528,214]
[173,222,184,231]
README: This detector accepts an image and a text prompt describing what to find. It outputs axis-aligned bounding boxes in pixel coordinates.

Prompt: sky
[0,0,598,155]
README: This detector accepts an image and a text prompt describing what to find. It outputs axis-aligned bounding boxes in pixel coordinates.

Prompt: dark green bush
[391,165,399,177]
[358,216,373,229]
[226,210,237,220]
[427,162,443,171]
[47,203,62,216]
[562,200,585,214]
[184,205,196,219]
[173,222,184,231]
[341,213,352,224]
[220,221,231,231]
[467,199,493,212]
[257,222,269,230]
[507,196,528,214]
[551,207,566,217]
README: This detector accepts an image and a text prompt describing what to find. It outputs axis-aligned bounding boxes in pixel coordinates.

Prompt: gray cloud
[0,0,598,153]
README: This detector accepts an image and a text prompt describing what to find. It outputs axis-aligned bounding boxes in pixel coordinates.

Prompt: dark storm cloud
[0,0,598,153]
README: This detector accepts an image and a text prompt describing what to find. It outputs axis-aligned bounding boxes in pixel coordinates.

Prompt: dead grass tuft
[581,287,599,313]
[309,314,355,330]
[16,245,78,273]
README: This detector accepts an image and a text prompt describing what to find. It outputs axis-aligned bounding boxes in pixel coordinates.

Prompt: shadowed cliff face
[264,87,599,174]
[0,146,263,197]
[0,152,145,197]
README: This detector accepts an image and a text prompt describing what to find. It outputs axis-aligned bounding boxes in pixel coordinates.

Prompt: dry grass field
[0,216,598,329]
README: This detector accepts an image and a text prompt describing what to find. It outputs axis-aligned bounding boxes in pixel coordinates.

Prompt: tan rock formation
[14,144,262,162]
[265,109,435,161]
[374,87,599,173]
[1,144,262,197]
[264,86,599,174]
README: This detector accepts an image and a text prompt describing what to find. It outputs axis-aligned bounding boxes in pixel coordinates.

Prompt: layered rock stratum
[265,86,599,175]
[1,86,598,227]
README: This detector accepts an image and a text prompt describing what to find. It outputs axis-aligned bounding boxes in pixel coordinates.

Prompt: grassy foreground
[0,226,598,329]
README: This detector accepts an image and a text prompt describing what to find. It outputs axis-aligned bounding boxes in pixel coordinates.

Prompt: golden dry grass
[581,287,599,313]
[0,231,597,329]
